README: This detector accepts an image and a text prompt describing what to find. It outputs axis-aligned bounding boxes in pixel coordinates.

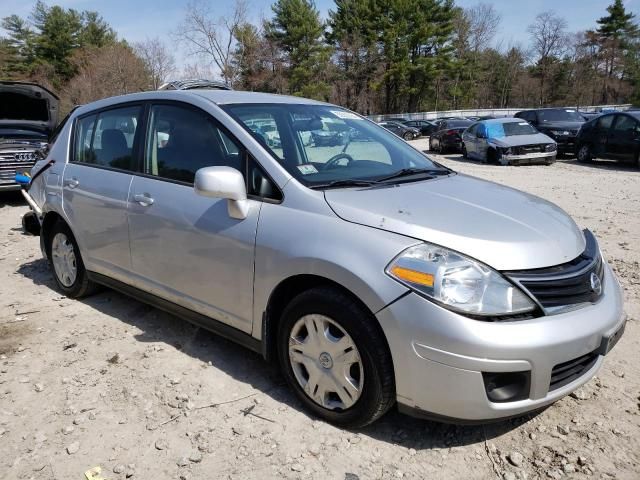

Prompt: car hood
[324,174,585,270]
[0,81,59,133]
[489,133,554,147]
[536,121,583,131]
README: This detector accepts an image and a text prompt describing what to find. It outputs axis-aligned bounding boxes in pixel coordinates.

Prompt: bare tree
[527,11,568,105]
[466,3,501,53]
[175,0,247,84]
[61,44,151,112]
[134,37,176,89]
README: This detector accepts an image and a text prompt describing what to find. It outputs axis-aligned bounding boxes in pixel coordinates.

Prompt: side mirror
[194,166,249,220]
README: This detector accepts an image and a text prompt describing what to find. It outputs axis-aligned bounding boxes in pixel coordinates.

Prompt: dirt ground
[0,142,638,480]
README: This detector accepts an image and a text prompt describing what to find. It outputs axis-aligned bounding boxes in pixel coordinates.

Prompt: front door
[592,114,614,157]
[62,105,143,279]
[127,103,260,333]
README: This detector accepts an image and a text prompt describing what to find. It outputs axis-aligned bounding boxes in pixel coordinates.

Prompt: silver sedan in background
[462,118,557,165]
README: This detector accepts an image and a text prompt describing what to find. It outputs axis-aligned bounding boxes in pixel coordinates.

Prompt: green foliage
[265,0,332,99]
[597,0,638,41]
[0,1,117,85]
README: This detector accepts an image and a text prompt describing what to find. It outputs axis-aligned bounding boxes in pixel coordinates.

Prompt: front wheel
[48,221,97,298]
[278,287,395,428]
[403,132,413,141]
[576,144,592,163]
[461,144,468,159]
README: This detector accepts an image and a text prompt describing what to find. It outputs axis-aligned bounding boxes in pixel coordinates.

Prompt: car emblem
[590,272,602,296]
[14,152,34,161]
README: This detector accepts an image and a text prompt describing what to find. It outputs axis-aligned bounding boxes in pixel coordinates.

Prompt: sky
[1,0,639,74]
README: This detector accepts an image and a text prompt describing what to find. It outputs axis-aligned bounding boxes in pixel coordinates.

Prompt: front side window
[145,104,242,183]
[222,103,448,188]
[597,115,614,129]
[74,106,141,170]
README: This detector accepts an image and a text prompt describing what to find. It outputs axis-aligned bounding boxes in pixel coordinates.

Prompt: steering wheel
[321,153,355,170]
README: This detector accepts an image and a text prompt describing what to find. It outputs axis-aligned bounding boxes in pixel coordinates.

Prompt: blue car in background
[461,118,557,165]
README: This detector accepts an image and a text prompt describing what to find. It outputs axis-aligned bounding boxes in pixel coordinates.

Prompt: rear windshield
[537,109,584,122]
[0,92,49,122]
[486,121,537,137]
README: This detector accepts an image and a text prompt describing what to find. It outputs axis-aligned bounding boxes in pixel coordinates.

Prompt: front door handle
[133,193,154,206]
[65,177,79,189]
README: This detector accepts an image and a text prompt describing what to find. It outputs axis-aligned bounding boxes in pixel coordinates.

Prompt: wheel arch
[40,210,68,259]
[261,274,395,366]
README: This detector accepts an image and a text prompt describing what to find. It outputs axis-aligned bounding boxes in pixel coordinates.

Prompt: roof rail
[157,79,232,91]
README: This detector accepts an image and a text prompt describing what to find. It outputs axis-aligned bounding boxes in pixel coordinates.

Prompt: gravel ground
[0,141,638,480]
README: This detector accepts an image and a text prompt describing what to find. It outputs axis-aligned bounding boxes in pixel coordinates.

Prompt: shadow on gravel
[564,158,639,172]
[0,191,25,208]
[16,257,531,449]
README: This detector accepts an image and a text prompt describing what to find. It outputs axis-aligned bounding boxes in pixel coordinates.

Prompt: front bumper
[0,183,22,191]
[377,262,625,421]
[502,151,556,165]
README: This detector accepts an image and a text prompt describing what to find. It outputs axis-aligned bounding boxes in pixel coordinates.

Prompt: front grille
[549,350,598,391]
[513,144,545,154]
[0,149,37,184]
[504,230,604,309]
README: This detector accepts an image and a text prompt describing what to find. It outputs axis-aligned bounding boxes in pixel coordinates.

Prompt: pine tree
[265,0,332,100]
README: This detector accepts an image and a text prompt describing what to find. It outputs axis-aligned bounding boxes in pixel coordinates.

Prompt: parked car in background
[0,81,58,191]
[576,111,640,167]
[21,89,625,428]
[428,119,473,153]
[462,118,557,165]
[579,112,601,122]
[514,108,585,156]
[402,119,437,136]
[378,121,420,140]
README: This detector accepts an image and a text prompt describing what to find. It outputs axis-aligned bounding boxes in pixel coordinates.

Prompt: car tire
[461,144,468,159]
[577,144,592,163]
[277,287,395,428]
[48,221,97,298]
[487,148,498,164]
[403,132,413,141]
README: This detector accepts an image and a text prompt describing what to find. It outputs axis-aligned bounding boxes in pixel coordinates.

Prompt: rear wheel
[278,287,395,428]
[48,221,97,298]
[577,144,592,163]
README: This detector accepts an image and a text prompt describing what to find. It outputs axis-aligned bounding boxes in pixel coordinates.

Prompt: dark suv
[0,82,58,191]
[514,108,585,156]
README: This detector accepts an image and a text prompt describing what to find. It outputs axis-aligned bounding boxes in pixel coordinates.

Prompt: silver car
[22,90,625,427]
[462,118,557,165]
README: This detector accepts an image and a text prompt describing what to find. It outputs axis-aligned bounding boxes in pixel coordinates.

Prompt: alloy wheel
[288,314,363,410]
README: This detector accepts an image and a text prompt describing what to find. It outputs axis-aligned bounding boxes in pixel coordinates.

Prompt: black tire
[487,148,498,164]
[576,144,592,163]
[48,221,97,298]
[403,132,413,141]
[461,144,468,159]
[277,287,395,428]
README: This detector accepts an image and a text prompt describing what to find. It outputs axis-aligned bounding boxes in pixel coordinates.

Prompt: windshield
[222,104,449,187]
[486,121,537,138]
[538,109,584,122]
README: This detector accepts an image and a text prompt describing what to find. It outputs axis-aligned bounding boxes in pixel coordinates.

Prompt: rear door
[62,104,143,279]
[608,114,640,161]
[127,102,262,333]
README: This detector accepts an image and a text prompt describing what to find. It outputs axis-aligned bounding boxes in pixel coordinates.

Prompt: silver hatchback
[24,90,625,427]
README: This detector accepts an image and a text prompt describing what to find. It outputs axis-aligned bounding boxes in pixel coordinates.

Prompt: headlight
[501,147,512,155]
[550,130,569,136]
[386,243,536,316]
[545,143,557,152]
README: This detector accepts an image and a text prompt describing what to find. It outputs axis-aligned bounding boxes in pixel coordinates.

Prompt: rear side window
[74,106,142,171]
[145,104,242,184]
[612,115,637,131]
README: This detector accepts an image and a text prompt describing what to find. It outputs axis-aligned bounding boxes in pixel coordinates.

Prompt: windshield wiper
[311,179,381,190]
[377,168,449,183]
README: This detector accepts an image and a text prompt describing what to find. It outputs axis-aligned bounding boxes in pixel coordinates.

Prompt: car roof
[72,90,329,117]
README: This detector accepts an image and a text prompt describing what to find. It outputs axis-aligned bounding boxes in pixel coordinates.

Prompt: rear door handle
[65,177,79,189]
[133,193,154,206]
